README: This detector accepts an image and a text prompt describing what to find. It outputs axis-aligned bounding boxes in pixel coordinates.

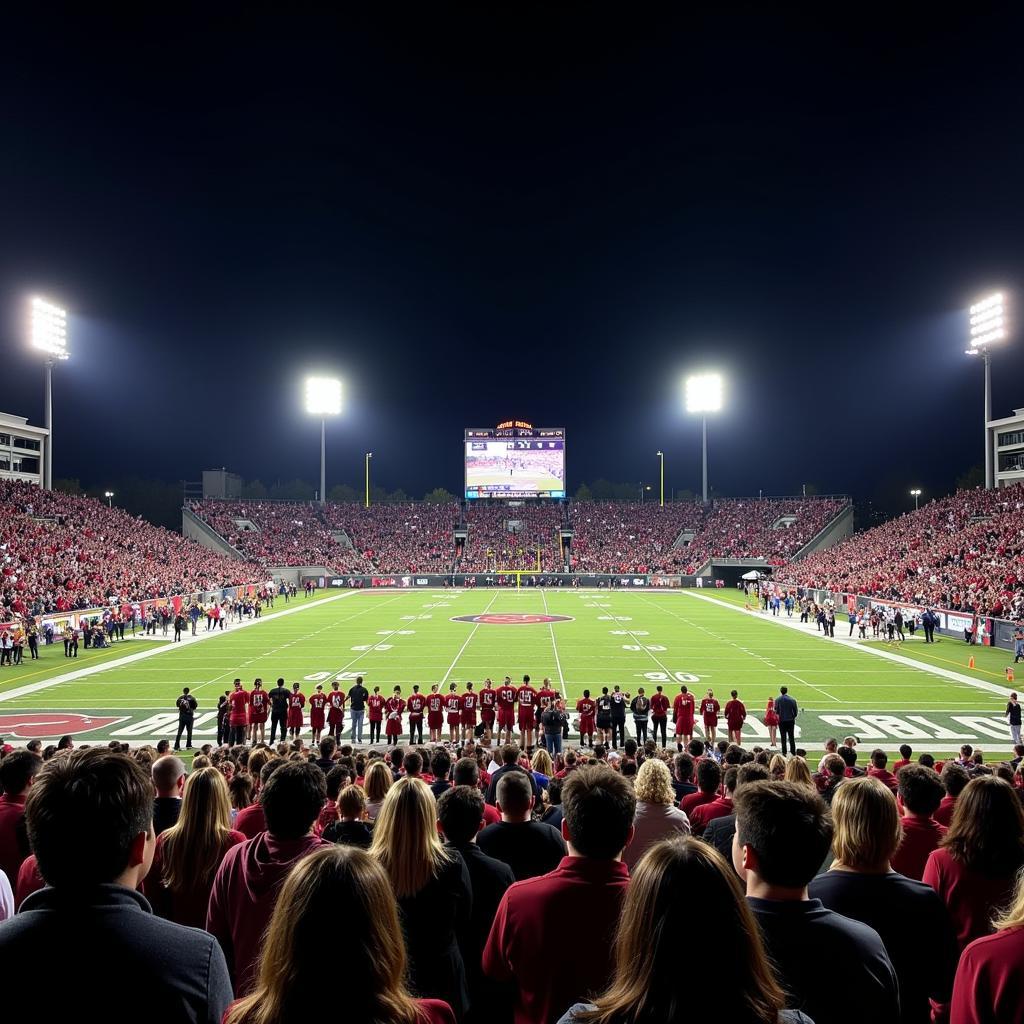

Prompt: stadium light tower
[685,373,723,504]
[305,377,342,505]
[29,296,69,490]
[104,490,114,508]
[910,488,921,511]
[365,451,373,508]
[966,292,1008,489]
[656,450,664,506]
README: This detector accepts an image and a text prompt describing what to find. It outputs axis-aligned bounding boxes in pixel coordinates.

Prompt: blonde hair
[768,754,787,779]
[338,784,366,819]
[634,758,675,806]
[224,846,422,1024]
[830,776,902,871]
[159,767,235,890]
[363,760,392,803]
[369,776,451,897]
[531,748,553,777]
[783,756,815,790]
[994,866,1024,931]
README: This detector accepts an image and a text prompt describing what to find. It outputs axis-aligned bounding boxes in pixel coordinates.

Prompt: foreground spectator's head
[733,781,833,893]
[586,836,786,1022]
[437,785,486,846]
[634,758,675,807]
[431,748,452,781]
[27,749,154,889]
[152,755,186,798]
[337,785,366,822]
[501,744,519,766]
[224,846,425,1024]
[696,757,722,795]
[260,762,326,840]
[897,764,944,817]
[943,776,1024,876]
[363,761,393,804]
[496,770,534,822]
[451,756,477,787]
[561,766,636,860]
[0,749,41,797]
[940,761,970,798]
[831,776,902,872]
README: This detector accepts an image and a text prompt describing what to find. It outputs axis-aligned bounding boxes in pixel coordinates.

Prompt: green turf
[0,589,1016,752]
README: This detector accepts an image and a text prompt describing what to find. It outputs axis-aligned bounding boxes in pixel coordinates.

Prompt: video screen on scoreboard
[465,428,566,499]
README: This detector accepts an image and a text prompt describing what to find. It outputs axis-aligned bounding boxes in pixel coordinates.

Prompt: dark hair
[899,744,912,759]
[734,781,833,888]
[0,750,41,795]
[674,753,694,782]
[942,776,1024,876]
[501,744,519,766]
[261,762,327,839]
[736,763,770,788]
[57,735,74,750]
[687,739,704,758]
[391,748,405,771]
[403,752,423,777]
[897,764,944,816]
[451,756,477,787]
[940,761,970,797]
[26,749,153,887]
[562,766,636,859]
[437,786,485,846]
[326,765,349,801]
[496,771,533,815]
[837,746,858,769]
[319,736,336,759]
[918,753,936,769]
[432,749,453,780]
[870,749,888,769]
[696,758,722,794]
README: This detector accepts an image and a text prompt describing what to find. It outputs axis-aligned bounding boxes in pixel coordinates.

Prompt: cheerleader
[385,685,406,747]
[764,697,779,748]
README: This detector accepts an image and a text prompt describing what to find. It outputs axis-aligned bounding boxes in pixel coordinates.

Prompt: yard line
[541,589,567,698]
[440,591,500,687]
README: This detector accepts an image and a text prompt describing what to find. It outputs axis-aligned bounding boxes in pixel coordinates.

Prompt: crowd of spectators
[460,503,564,571]
[2,729,1024,1022]
[779,484,1024,616]
[0,482,263,620]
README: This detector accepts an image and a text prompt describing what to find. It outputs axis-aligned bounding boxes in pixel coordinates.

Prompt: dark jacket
[775,694,799,723]
[0,884,232,1021]
[484,764,541,806]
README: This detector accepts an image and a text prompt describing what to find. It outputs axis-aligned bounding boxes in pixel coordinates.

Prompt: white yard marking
[541,589,567,698]
[439,592,500,686]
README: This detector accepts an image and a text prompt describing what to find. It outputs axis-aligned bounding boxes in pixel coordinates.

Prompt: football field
[0,588,1017,753]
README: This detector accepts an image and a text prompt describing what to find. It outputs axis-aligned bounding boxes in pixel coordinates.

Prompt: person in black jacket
[323,784,373,849]
[174,687,197,751]
[268,677,290,744]
[216,693,230,747]
[485,744,541,806]
[438,785,515,1024]
[0,748,232,1021]
[478,771,565,881]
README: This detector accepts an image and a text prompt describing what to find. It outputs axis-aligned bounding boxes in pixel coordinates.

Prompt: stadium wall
[181,505,247,559]
[791,501,854,559]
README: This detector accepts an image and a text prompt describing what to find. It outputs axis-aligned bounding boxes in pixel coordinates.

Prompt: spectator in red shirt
[723,690,746,745]
[207,761,328,994]
[680,757,721,816]
[483,766,635,1024]
[866,749,899,793]
[935,762,969,827]
[689,765,738,837]
[224,845,454,1024]
[923,776,1024,951]
[0,751,39,885]
[891,764,946,881]
[892,744,913,775]
[233,758,282,839]
[557,835,809,1024]
[951,868,1024,1024]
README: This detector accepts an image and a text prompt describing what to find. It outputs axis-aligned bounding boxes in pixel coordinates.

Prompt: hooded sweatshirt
[207,831,326,994]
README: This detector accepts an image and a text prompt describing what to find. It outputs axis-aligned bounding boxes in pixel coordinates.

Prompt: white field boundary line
[440,591,499,687]
[677,591,1016,700]
[0,590,362,704]
[637,593,842,703]
[540,589,567,698]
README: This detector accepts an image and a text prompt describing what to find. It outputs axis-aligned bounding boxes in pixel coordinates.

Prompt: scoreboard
[464,422,566,499]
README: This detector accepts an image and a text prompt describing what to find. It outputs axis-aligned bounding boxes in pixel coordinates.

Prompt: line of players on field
[215,675,755,751]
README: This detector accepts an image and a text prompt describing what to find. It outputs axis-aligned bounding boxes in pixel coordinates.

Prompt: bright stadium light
[365,451,373,508]
[910,488,921,510]
[685,373,723,503]
[656,450,664,506]
[966,292,1010,489]
[28,296,69,490]
[104,490,115,507]
[305,376,342,505]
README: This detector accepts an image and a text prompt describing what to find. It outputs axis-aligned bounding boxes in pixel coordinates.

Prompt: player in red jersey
[407,684,427,744]
[445,683,463,744]
[326,680,347,741]
[385,685,405,746]
[537,678,557,714]
[248,678,268,745]
[426,683,444,742]
[309,684,329,744]
[460,681,478,743]
[723,689,746,745]
[287,682,306,739]
[367,686,385,744]
[673,685,696,751]
[496,676,518,745]
[650,684,670,749]
[700,689,721,744]
[227,678,249,746]
[517,674,538,752]
[576,688,597,748]
[478,677,497,745]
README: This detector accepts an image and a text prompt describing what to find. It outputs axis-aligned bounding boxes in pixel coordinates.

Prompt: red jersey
[461,692,478,712]
[650,694,670,718]
[427,693,444,715]
[289,692,306,711]
[328,689,347,711]
[576,697,596,718]
[724,699,746,728]
[368,694,385,721]
[517,685,537,708]
[537,688,556,710]
[497,685,517,709]
[309,692,328,712]
[700,698,720,721]
[480,687,497,709]
[445,694,463,715]
[228,689,250,725]
[249,690,268,719]
[385,696,406,719]
[407,693,427,716]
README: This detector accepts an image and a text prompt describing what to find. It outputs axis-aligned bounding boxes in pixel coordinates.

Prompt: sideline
[0,591,361,704]
[678,590,1016,700]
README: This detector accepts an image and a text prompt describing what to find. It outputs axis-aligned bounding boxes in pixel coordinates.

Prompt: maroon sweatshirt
[206,831,327,994]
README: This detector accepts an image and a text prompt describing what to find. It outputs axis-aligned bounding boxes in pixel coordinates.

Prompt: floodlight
[966,292,1011,489]
[305,377,341,416]
[30,297,69,360]
[685,373,723,413]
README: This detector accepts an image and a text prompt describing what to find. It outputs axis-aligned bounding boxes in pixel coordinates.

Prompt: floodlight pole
[44,358,54,490]
[319,417,326,506]
[701,415,708,505]
[657,451,664,506]
[365,452,372,508]
[984,348,992,489]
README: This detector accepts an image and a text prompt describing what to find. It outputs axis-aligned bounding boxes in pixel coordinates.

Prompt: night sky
[3,8,1023,515]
